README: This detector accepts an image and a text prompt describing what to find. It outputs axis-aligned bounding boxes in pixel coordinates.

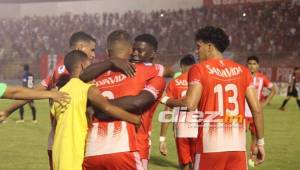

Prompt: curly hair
[195,26,229,52]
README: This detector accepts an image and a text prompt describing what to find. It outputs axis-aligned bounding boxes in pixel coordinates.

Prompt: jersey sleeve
[165,81,175,99]
[263,75,273,88]
[140,63,164,81]
[41,70,55,88]
[188,64,202,85]
[154,64,165,77]
[143,76,166,100]
[0,83,7,98]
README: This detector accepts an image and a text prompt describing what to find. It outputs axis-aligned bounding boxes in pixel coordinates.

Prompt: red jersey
[41,58,69,89]
[166,72,198,138]
[136,76,165,158]
[85,63,163,157]
[245,72,273,117]
[188,59,253,153]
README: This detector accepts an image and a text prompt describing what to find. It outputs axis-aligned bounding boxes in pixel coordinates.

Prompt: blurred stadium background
[0,0,299,90]
[0,0,299,169]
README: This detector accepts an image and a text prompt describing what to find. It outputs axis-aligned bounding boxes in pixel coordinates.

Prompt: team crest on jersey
[58,65,65,74]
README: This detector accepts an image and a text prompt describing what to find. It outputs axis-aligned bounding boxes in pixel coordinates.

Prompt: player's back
[51,78,92,170]
[166,72,198,138]
[189,59,253,153]
[85,63,162,156]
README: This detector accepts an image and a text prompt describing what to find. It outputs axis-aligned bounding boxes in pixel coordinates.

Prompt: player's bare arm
[87,86,141,125]
[0,84,47,119]
[163,83,202,111]
[80,58,136,82]
[159,106,172,156]
[262,85,277,107]
[246,86,265,165]
[2,85,70,104]
[93,90,156,121]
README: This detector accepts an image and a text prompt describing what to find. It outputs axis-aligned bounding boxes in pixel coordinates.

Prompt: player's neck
[70,72,80,79]
[207,51,223,60]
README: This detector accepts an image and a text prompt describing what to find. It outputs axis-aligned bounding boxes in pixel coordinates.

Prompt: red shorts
[246,117,256,134]
[83,152,144,170]
[175,137,197,165]
[137,134,151,160]
[193,151,247,170]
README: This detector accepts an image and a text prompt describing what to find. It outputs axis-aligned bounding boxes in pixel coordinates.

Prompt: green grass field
[0,96,300,170]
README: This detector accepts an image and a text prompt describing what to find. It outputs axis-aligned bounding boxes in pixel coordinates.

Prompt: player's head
[69,31,96,61]
[180,54,196,73]
[247,55,259,74]
[106,30,132,60]
[195,26,229,61]
[64,50,91,76]
[23,64,29,71]
[294,67,300,74]
[132,34,158,62]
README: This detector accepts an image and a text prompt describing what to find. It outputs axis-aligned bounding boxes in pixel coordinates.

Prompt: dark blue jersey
[22,71,34,88]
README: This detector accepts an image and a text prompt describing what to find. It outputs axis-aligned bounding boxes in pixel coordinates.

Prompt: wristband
[160,96,170,105]
[159,136,166,142]
[256,138,265,146]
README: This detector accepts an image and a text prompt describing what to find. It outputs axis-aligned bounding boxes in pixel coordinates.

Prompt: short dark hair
[247,55,259,64]
[107,30,132,50]
[180,54,196,66]
[69,31,96,48]
[23,64,29,71]
[64,50,88,73]
[134,34,158,51]
[195,26,229,52]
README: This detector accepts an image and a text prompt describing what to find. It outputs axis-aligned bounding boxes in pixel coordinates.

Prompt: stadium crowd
[0,0,298,79]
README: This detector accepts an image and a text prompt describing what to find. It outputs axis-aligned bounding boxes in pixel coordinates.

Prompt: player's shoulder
[175,71,188,80]
[256,72,266,77]
[136,62,162,70]
[225,59,249,72]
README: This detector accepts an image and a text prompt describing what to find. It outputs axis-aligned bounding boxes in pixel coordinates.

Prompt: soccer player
[132,33,168,169]
[16,64,37,123]
[51,50,140,170]
[160,26,265,170]
[0,31,135,170]
[159,55,197,170]
[132,33,174,77]
[82,30,165,170]
[279,67,300,110]
[245,56,276,159]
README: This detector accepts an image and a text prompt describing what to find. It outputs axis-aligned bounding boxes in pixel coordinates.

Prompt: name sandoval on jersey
[206,65,243,78]
[95,74,127,86]
[175,79,188,86]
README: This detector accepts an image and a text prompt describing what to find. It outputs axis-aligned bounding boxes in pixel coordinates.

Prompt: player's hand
[134,115,142,132]
[50,91,71,106]
[255,145,265,165]
[0,111,8,122]
[110,58,136,77]
[159,141,168,156]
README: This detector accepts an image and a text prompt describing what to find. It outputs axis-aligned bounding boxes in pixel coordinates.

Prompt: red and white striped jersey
[245,72,273,118]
